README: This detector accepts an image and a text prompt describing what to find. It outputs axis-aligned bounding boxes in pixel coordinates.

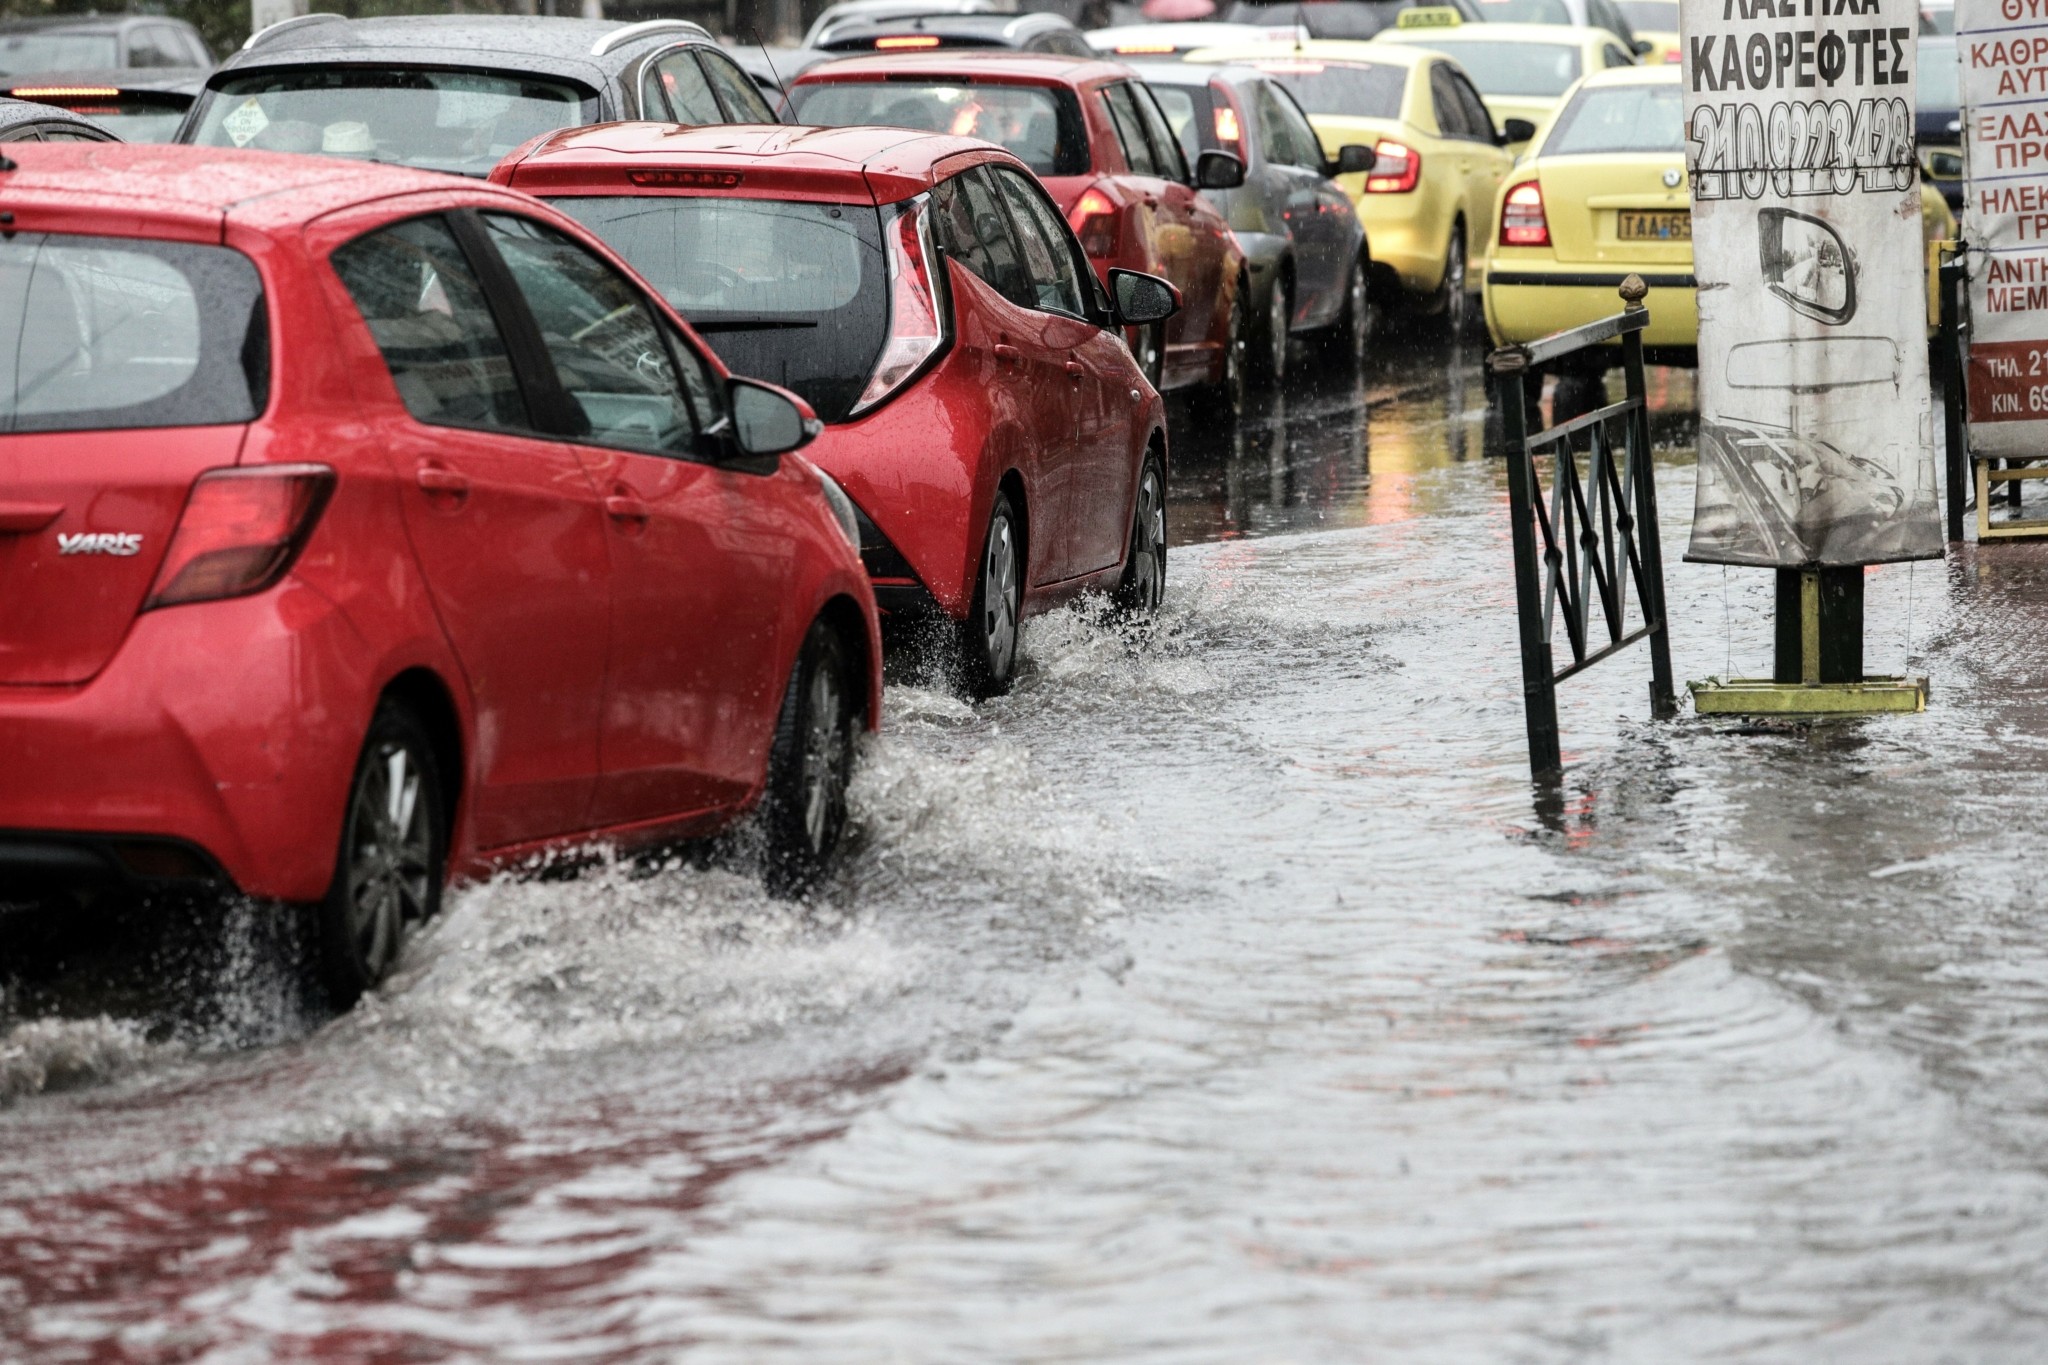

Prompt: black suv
[178,15,777,177]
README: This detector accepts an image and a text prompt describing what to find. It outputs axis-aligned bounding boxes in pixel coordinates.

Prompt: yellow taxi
[1482,64,1956,363]
[1375,13,1640,151]
[1185,37,1517,329]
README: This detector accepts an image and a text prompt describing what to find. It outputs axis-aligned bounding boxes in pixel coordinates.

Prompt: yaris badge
[57,532,143,556]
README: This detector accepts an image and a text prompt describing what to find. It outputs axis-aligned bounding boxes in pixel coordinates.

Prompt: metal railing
[1485,275,1677,784]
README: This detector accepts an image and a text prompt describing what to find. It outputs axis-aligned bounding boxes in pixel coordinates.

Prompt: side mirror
[1631,37,1654,55]
[1500,117,1537,145]
[1109,267,1180,326]
[1195,148,1246,190]
[727,377,821,457]
[1327,143,1375,177]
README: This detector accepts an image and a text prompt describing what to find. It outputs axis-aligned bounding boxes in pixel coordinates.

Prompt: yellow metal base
[1687,676,1929,715]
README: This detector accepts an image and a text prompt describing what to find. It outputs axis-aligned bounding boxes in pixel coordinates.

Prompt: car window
[0,232,267,434]
[793,79,1090,176]
[646,50,726,123]
[700,49,777,122]
[933,165,1034,309]
[0,30,117,74]
[1473,0,1572,20]
[989,165,1088,318]
[331,215,530,434]
[129,26,186,68]
[1617,0,1677,25]
[41,127,109,142]
[1146,83,1209,164]
[1246,58,1405,120]
[1429,64,1470,139]
[1267,83,1326,168]
[481,214,702,457]
[1132,82,1191,182]
[1604,43,1634,67]
[1451,70,1495,142]
[1541,78,1683,154]
[1100,82,1161,178]
[1433,41,1584,96]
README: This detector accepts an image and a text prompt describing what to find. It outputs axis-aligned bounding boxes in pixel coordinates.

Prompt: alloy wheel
[1266,282,1289,383]
[1441,233,1468,334]
[798,660,849,857]
[1123,462,1166,614]
[340,738,432,987]
[982,514,1019,680]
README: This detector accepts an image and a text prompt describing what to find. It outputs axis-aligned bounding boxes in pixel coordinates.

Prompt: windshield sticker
[221,98,268,147]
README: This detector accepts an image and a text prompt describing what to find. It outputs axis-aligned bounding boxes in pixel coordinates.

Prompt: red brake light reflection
[853,199,945,415]
[1364,139,1420,192]
[1499,180,1549,247]
[145,465,336,611]
[1068,186,1118,258]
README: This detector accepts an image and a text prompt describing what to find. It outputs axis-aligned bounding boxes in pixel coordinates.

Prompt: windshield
[790,79,1089,175]
[552,195,887,425]
[1919,40,1958,111]
[0,32,118,76]
[0,233,266,433]
[1474,0,1573,22]
[1242,60,1404,119]
[188,69,596,177]
[1617,0,1678,26]
[1542,80,1682,154]
[1427,41,1581,97]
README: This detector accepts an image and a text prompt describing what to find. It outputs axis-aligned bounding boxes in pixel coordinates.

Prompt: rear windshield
[1617,0,1678,26]
[188,69,597,177]
[1243,60,1404,120]
[1429,41,1582,97]
[0,234,266,434]
[1475,0,1573,20]
[1542,80,1682,154]
[1224,2,1413,39]
[12,92,189,142]
[0,31,118,76]
[789,79,1090,175]
[552,195,886,425]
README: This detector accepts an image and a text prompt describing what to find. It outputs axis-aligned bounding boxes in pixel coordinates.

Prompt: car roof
[1184,38,1435,67]
[229,15,711,70]
[794,49,1131,82]
[496,120,1012,201]
[818,12,1081,43]
[0,141,519,236]
[1122,59,1261,89]
[1376,21,1614,45]
[1087,22,1307,54]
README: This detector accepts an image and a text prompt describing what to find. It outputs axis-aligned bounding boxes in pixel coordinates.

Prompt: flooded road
[9,341,2048,1361]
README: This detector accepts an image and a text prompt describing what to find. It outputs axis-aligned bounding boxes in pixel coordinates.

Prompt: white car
[803,0,1009,48]
[1085,19,1306,55]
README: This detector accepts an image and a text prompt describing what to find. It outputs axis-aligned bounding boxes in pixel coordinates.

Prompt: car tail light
[852,197,946,417]
[1663,49,1682,63]
[1068,185,1119,259]
[1115,41,1178,53]
[11,85,119,99]
[876,34,940,48]
[144,464,335,611]
[1213,101,1242,148]
[1364,140,1420,193]
[1500,181,1549,247]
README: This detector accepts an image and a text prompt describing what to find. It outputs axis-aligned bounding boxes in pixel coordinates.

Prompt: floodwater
[8,340,2048,1361]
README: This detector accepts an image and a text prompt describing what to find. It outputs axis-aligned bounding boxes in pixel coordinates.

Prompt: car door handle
[605,494,650,524]
[0,501,62,533]
[1065,361,1086,382]
[994,343,1023,365]
[415,466,469,497]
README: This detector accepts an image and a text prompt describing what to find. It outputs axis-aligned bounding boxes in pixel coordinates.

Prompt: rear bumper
[0,831,227,908]
[1484,268,1698,351]
[0,581,375,904]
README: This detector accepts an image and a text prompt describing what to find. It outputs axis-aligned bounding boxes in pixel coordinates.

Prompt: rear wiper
[689,317,820,331]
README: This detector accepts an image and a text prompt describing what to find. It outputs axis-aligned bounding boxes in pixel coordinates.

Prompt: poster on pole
[1956,0,2048,456]
[1680,0,1944,567]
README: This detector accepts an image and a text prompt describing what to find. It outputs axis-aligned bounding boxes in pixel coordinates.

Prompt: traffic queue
[0,2,1954,1007]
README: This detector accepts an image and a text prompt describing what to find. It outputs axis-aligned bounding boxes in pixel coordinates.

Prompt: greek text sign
[1958,0,2048,448]
[1682,0,1943,566]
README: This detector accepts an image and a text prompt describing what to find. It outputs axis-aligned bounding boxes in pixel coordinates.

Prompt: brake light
[628,169,743,188]
[1364,139,1420,193]
[144,464,335,611]
[1115,41,1177,53]
[1213,102,1242,147]
[852,198,946,416]
[876,34,941,48]
[1500,180,1549,247]
[1663,49,1682,62]
[1068,185,1118,258]
[11,85,119,99]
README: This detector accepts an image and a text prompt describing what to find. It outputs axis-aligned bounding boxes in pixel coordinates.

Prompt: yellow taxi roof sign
[1395,6,1463,27]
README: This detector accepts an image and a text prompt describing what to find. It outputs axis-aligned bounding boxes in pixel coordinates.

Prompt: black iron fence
[1486,276,1678,783]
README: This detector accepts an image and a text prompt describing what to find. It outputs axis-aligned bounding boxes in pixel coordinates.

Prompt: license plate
[1617,210,1691,241]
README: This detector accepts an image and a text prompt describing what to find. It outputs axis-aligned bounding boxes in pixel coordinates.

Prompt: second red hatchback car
[494,122,1179,696]
[0,144,880,1004]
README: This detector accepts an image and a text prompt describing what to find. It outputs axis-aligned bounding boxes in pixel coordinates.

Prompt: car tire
[1112,451,1167,617]
[1192,283,1248,419]
[316,699,444,1008]
[760,618,858,898]
[1249,273,1290,387]
[957,489,1023,699]
[1316,254,1376,373]
[1432,226,1468,334]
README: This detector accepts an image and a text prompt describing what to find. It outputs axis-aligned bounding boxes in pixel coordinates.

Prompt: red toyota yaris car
[786,52,1252,408]
[493,122,1179,696]
[0,144,880,1004]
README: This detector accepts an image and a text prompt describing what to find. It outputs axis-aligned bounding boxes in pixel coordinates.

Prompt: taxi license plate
[1617,210,1691,241]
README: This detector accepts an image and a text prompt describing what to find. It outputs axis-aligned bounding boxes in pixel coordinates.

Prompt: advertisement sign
[1680,0,1944,567]
[1957,0,2048,455]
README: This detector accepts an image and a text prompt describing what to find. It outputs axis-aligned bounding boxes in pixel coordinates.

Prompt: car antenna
[750,27,789,116]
